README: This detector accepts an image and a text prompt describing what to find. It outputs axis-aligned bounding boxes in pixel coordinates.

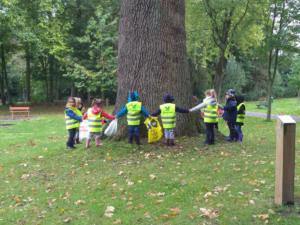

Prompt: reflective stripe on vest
[204,101,218,123]
[160,103,176,129]
[126,101,142,126]
[74,108,82,128]
[87,108,102,132]
[65,107,78,130]
[236,103,245,123]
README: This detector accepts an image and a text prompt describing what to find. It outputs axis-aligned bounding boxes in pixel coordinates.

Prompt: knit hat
[163,94,175,103]
[128,91,139,102]
[226,89,236,97]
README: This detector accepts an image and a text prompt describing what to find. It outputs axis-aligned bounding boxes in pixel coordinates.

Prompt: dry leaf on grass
[113,219,122,224]
[257,214,269,220]
[63,217,72,223]
[149,174,156,180]
[104,206,115,218]
[74,200,86,206]
[199,208,219,219]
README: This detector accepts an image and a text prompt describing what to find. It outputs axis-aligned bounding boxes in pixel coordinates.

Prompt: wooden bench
[9,106,31,120]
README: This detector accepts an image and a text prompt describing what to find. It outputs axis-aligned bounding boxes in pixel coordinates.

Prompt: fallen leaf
[104,206,115,218]
[113,219,122,224]
[149,174,156,180]
[257,214,269,220]
[74,200,86,206]
[63,217,72,223]
[199,208,219,219]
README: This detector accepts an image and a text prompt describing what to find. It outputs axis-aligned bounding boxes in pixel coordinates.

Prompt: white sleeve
[190,102,207,112]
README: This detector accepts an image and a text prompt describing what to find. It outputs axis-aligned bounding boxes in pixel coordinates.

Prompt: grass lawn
[0,108,300,225]
[246,98,300,116]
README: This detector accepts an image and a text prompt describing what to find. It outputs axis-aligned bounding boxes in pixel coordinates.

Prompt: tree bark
[25,43,31,102]
[115,0,196,138]
[48,54,55,102]
[0,44,6,105]
[1,43,10,104]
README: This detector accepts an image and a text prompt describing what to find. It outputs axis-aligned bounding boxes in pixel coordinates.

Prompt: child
[189,89,219,145]
[74,97,84,144]
[84,98,115,148]
[235,95,245,142]
[152,94,189,146]
[64,97,82,149]
[116,91,150,145]
[222,89,238,142]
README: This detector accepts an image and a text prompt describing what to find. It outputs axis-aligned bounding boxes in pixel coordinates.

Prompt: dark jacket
[222,97,237,123]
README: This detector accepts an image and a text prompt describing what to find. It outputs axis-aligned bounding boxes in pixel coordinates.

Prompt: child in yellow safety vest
[64,97,82,149]
[115,91,150,145]
[152,94,189,146]
[189,89,220,145]
[235,95,246,142]
[84,98,115,148]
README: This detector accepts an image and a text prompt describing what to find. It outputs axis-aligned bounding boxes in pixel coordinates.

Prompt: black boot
[169,139,175,146]
[135,135,141,145]
[128,136,133,144]
[166,139,170,146]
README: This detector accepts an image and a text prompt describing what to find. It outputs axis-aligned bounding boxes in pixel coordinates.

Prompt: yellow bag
[144,117,163,143]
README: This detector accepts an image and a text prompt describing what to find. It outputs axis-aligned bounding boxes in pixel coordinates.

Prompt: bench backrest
[10,106,30,111]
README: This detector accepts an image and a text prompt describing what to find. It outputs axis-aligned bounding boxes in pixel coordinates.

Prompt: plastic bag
[79,120,89,141]
[144,117,163,143]
[104,119,118,137]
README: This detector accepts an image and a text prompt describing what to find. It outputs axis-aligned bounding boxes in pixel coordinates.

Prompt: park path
[247,112,300,122]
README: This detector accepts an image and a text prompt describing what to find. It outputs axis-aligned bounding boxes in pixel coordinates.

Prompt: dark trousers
[67,128,76,147]
[205,123,215,144]
[128,125,140,145]
[227,122,238,141]
[235,124,243,142]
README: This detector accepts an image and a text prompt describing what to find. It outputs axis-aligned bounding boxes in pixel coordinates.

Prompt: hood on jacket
[128,91,139,102]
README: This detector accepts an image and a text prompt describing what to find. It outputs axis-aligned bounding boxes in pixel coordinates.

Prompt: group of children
[64,89,245,149]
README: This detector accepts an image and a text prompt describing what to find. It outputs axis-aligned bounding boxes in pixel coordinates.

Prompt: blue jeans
[128,125,140,145]
[205,123,215,144]
[235,124,243,142]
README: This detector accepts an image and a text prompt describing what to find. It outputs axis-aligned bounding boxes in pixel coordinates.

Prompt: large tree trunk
[1,43,10,104]
[0,44,6,105]
[214,48,226,100]
[25,43,31,102]
[115,0,196,138]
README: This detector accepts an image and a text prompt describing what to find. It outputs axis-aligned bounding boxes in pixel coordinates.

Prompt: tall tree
[115,0,196,137]
[203,0,250,99]
[264,0,300,120]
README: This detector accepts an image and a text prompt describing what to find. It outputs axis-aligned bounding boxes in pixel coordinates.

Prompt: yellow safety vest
[126,101,142,126]
[74,108,82,128]
[160,103,176,129]
[236,103,245,123]
[87,108,102,133]
[204,101,218,123]
[65,107,79,130]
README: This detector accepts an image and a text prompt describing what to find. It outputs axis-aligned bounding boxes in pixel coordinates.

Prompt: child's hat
[163,94,174,103]
[226,89,236,97]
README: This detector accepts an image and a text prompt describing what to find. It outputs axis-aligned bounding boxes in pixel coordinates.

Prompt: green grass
[246,98,300,116]
[0,110,300,225]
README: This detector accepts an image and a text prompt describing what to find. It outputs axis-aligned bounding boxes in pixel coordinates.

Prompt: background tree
[115,0,196,137]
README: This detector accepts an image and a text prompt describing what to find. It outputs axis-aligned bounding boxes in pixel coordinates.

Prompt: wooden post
[275,115,296,205]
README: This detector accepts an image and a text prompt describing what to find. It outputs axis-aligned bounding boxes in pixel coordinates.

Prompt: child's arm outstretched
[66,109,82,122]
[176,106,189,113]
[141,106,150,118]
[115,106,127,119]
[102,110,115,120]
[189,102,206,112]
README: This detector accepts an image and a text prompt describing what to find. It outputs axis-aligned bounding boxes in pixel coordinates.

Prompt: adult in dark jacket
[222,89,238,141]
